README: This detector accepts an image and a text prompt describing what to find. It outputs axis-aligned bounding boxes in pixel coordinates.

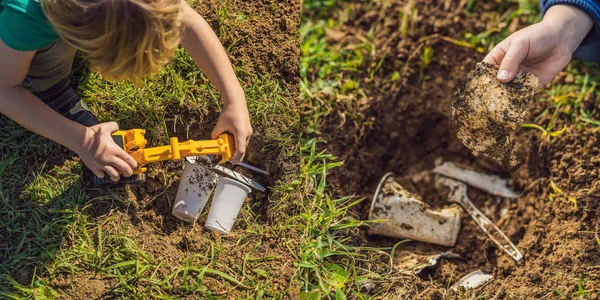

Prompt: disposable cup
[172,162,217,223]
[205,177,252,234]
[368,173,461,247]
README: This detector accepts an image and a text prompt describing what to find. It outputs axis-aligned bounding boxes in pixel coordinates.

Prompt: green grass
[298,139,416,299]
[530,62,600,131]
[298,139,361,298]
[300,2,407,298]
[0,1,299,298]
[300,17,375,138]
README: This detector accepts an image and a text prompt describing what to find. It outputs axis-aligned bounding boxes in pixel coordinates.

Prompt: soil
[307,0,600,297]
[454,62,538,168]
[197,0,300,89]
[53,274,114,300]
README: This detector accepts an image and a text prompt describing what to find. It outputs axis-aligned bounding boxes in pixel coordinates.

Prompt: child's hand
[484,5,593,87]
[211,102,253,164]
[76,122,138,181]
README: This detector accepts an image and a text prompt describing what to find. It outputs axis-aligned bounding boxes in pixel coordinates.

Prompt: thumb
[497,39,529,83]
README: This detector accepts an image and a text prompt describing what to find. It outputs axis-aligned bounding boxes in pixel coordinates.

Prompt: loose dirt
[197,0,299,88]
[308,0,600,297]
[454,62,538,168]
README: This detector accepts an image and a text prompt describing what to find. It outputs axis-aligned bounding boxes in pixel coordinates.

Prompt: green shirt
[0,0,59,51]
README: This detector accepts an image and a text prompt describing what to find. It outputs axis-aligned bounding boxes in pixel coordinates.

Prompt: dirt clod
[453,62,538,168]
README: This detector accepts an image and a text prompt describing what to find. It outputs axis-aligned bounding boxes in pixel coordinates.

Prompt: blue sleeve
[0,6,58,51]
[541,0,600,37]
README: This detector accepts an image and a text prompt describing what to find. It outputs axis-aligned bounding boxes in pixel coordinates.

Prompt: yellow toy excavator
[93,129,235,184]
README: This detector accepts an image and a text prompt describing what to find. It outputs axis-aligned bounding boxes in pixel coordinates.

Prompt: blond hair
[41,0,183,81]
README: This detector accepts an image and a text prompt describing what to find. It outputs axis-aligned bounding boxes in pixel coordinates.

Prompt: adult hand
[484,5,593,87]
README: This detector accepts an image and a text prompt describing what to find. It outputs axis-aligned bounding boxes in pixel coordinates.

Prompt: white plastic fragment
[451,270,493,291]
[433,161,518,198]
[415,251,462,276]
[186,156,266,192]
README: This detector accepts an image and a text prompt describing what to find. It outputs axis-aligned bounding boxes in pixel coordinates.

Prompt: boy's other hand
[211,102,253,164]
[483,5,593,87]
[76,122,138,181]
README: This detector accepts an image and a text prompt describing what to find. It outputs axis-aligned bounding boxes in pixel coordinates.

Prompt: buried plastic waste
[433,160,518,198]
[436,176,523,262]
[368,173,462,247]
[205,177,252,235]
[172,160,218,223]
[451,270,493,291]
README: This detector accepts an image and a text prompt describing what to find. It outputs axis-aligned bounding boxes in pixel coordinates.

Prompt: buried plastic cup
[368,173,461,247]
[172,162,218,223]
[205,177,252,234]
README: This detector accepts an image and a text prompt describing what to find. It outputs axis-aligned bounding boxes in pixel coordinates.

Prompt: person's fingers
[91,168,105,178]
[483,37,510,65]
[519,65,548,89]
[483,46,505,65]
[229,151,243,164]
[103,165,120,182]
[116,150,138,169]
[230,133,248,164]
[111,157,133,177]
[211,122,227,140]
[497,39,529,83]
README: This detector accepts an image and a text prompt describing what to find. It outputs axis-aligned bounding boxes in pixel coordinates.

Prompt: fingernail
[498,70,510,81]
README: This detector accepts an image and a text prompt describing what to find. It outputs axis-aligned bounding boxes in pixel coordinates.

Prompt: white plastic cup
[172,162,218,223]
[205,177,252,234]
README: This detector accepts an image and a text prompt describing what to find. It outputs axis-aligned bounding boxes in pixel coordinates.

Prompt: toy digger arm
[134,134,235,166]
[112,129,235,174]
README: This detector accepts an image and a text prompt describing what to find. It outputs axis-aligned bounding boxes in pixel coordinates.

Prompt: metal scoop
[437,176,523,262]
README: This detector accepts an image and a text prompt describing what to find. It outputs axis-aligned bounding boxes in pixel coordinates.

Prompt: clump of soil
[454,62,538,168]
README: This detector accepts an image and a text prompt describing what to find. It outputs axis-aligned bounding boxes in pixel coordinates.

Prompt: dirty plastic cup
[172,161,218,223]
[205,177,252,234]
[368,173,461,247]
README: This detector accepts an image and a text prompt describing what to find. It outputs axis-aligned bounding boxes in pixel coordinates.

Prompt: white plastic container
[368,173,462,247]
[205,177,252,234]
[172,162,218,223]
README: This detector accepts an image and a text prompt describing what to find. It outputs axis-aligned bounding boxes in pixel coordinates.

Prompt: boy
[0,0,252,182]
[484,1,598,87]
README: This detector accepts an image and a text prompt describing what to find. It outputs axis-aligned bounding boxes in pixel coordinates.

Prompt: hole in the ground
[357,96,507,283]
[329,59,529,286]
